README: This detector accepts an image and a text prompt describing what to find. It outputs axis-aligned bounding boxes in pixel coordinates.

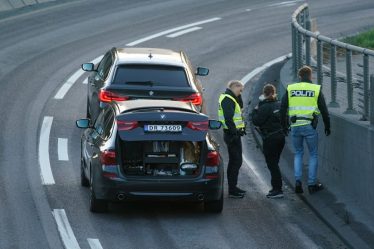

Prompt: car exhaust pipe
[197,194,205,201]
[117,193,126,201]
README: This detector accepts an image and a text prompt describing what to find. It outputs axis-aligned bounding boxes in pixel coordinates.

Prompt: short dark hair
[263,84,277,99]
[298,66,312,80]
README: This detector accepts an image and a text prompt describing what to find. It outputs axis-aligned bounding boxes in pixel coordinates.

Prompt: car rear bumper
[94,176,223,202]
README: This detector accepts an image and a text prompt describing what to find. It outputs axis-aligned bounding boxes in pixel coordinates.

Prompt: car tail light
[187,121,208,131]
[204,151,220,179]
[174,93,202,106]
[100,150,117,165]
[99,89,129,103]
[117,120,138,131]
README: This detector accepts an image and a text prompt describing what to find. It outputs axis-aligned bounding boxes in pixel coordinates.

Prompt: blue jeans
[291,125,318,185]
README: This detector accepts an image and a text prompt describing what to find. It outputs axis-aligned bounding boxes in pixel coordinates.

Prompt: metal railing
[291,3,374,125]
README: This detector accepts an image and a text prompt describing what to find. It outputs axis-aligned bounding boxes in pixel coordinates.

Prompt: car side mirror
[209,120,222,130]
[81,63,95,72]
[196,67,209,76]
[76,119,91,129]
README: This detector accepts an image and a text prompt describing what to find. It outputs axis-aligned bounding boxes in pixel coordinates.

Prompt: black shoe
[235,187,246,194]
[308,183,324,194]
[295,180,303,194]
[266,189,284,199]
[229,191,245,199]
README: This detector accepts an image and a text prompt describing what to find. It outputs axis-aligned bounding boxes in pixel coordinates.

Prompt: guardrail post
[305,19,311,66]
[344,50,356,114]
[329,44,339,107]
[297,30,303,68]
[361,54,370,120]
[292,24,297,78]
[371,75,374,125]
[317,40,323,86]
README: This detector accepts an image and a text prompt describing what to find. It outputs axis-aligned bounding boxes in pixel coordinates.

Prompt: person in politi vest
[218,80,246,198]
[280,66,331,194]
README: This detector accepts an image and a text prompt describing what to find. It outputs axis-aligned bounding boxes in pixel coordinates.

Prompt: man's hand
[325,128,331,136]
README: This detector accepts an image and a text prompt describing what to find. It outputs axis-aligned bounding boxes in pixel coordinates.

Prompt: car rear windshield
[113,64,189,87]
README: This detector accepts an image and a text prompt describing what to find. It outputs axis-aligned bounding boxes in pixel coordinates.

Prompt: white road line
[54,55,103,99]
[166,26,202,38]
[241,53,291,85]
[58,138,69,161]
[52,209,81,249]
[54,69,85,99]
[39,116,55,185]
[126,17,221,46]
[83,77,88,84]
[87,239,104,249]
[268,0,302,7]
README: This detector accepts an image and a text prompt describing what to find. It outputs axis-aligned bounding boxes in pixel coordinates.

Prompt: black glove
[283,128,289,137]
[237,129,246,136]
[325,128,331,136]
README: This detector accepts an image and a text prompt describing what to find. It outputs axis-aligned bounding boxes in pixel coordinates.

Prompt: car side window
[93,110,105,136]
[102,110,115,140]
[97,52,112,80]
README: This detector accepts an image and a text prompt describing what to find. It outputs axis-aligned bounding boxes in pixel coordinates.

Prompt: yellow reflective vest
[287,82,321,127]
[218,94,245,130]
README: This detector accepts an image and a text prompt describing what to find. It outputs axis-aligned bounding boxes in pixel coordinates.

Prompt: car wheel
[80,159,89,187]
[89,170,108,213]
[204,192,223,213]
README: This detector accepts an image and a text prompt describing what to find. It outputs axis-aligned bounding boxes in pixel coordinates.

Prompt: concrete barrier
[0,0,57,12]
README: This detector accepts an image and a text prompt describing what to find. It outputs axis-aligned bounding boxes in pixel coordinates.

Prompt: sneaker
[229,191,245,199]
[235,187,246,194]
[308,183,324,194]
[295,180,303,194]
[266,189,284,199]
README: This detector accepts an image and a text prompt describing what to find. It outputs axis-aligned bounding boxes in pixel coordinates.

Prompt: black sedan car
[81,47,209,120]
[76,100,224,213]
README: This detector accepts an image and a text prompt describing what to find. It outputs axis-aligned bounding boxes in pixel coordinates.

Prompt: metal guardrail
[291,3,374,125]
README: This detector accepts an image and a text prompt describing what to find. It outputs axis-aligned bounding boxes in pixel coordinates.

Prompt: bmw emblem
[149,91,154,96]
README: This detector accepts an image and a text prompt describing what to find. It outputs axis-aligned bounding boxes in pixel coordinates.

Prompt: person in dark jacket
[252,84,285,198]
[280,66,331,194]
[218,80,246,198]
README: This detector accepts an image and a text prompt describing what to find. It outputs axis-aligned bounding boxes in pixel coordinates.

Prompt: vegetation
[343,28,374,49]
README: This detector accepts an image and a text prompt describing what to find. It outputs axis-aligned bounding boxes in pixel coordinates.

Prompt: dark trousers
[263,134,285,190]
[224,133,242,191]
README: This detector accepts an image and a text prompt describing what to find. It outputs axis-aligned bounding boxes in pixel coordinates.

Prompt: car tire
[80,159,89,187]
[89,171,108,213]
[204,192,223,213]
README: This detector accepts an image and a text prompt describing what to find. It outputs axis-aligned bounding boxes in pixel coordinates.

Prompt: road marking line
[52,209,81,249]
[241,53,291,85]
[87,239,104,249]
[126,17,221,46]
[166,26,202,38]
[54,55,103,99]
[268,0,302,7]
[83,77,88,84]
[39,116,55,185]
[58,138,69,161]
[54,69,85,99]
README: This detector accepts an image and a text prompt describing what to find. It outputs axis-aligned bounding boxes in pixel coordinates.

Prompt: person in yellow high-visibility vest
[280,66,331,194]
[218,80,246,198]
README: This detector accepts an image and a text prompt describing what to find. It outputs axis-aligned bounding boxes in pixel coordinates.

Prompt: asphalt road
[0,0,373,248]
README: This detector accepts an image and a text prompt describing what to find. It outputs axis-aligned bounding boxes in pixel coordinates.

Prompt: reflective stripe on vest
[218,94,245,130]
[287,82,321,127]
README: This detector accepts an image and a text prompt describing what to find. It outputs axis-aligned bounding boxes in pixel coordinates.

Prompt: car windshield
[113,64,189,87]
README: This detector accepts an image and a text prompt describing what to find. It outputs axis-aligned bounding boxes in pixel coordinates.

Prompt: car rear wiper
[125,81,156,86]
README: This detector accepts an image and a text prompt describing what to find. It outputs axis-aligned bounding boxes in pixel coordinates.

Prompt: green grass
[343,28,374,49]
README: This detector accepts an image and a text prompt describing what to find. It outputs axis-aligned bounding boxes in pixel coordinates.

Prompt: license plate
[144,125,182,132]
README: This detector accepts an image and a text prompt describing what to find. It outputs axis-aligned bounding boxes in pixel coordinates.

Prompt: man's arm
[317,92,330,130]
[221,97,237,134]
[280,93,289,130]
